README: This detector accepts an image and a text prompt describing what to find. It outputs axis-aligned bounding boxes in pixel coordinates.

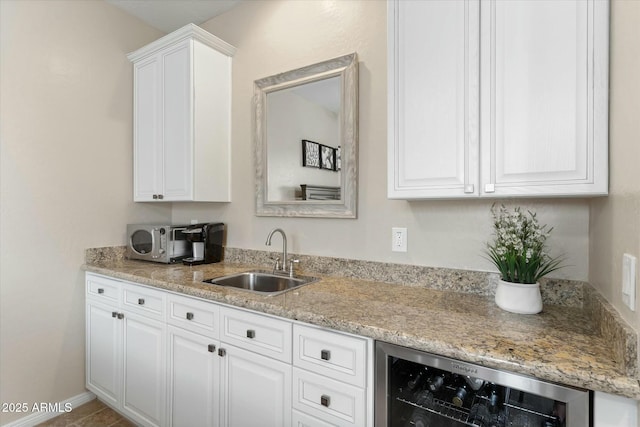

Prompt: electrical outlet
[392,227,407,252]
[622,254,637,311]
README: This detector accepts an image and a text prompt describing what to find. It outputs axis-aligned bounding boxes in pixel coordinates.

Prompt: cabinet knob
[484,183,495,193]
[186,312,194,320]
[138,298,145,305]
[246,329,256,339]
[208,344,216,353]
[158,194,164,200]
[320,395,331,408]
[98,288,105,294]
[321,350,331,361]
[117,313,124,319]
[218,348,226,357]
[153,194,158,200]
[112,311,118,318]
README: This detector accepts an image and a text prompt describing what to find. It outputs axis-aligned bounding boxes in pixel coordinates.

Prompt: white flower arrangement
[486,205,564,284]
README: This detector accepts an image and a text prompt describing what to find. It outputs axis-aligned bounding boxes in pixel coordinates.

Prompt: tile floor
[35,399,136,427]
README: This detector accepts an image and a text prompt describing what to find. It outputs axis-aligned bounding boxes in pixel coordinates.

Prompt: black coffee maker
[182,223,225,265]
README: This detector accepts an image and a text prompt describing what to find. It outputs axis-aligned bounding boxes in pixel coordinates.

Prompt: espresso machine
[182,223,225,265]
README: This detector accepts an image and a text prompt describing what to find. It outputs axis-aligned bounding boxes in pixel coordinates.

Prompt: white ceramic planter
[495,280,543,314]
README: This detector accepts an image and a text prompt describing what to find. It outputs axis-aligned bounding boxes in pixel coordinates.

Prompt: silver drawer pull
[98,288,105,294]
[320,395,330,407]
[138,298,145,305]
[186,312,194,320]
[208,344,216,353]
[321,350,331,361]
[246,330,256,339]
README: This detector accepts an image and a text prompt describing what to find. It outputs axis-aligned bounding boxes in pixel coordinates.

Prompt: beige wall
[174,0,590,281]
[590,0,640,330]
[0,1,168,424]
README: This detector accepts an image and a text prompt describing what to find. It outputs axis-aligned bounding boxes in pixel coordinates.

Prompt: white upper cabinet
[128,24,236,202]
[388,0,480,199]
[388,0,609,199]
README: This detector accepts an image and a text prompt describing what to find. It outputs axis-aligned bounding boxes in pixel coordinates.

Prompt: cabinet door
[479,0,608,196]
[161,40,193,201]
[122,312,166,427]
[388,0,480,199]
[86,300,121,407]
[168,326,220,427]
[133,55,161,202]
[221,344,291,427]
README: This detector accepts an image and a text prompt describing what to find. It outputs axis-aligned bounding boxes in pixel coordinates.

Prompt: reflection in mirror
[267,76,340,201]
[254,53,358,218]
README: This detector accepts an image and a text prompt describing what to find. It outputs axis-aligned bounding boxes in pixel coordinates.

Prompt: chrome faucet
[265,228,287,273]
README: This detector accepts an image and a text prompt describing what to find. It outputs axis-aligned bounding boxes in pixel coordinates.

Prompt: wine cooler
[375,342,590,427]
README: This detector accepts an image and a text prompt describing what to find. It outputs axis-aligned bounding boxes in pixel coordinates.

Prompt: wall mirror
[254,53,358,218]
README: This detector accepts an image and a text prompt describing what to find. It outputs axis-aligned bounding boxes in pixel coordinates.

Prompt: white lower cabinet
[167,326,220,427]
[292,409,337,427]
[292,324,372,426]
[86,275,166,427]
[221,344,291,427]
[292,368,365,427]
[122,312,166,426]
[86,299,120,408]
[86,273,373,427]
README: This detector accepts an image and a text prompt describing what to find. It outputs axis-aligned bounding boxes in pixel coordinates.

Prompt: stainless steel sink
[203,270,318,295]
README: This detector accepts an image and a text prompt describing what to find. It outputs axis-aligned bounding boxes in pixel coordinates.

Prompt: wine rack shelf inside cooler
[397,396,472,424]
[396,388,561,427]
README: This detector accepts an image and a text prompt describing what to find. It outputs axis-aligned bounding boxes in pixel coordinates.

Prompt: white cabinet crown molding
[127,23,236,62]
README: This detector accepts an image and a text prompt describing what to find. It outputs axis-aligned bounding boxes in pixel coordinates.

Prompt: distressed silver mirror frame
[254,53,358,218]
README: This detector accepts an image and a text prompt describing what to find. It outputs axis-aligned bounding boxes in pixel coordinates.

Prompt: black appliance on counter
[376,342,590,427]
[182,222,225,265]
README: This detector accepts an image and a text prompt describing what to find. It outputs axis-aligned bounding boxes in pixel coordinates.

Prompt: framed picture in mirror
[302,140,320,168]
[320,145,336,171]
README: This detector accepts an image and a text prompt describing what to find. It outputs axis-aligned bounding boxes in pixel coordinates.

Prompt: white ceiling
[105,0,243,33]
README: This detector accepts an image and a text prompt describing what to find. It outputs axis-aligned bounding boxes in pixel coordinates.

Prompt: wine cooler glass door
[375,342,589,427]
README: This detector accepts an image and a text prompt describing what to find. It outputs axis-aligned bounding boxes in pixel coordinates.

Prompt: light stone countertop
[83,256,640,400]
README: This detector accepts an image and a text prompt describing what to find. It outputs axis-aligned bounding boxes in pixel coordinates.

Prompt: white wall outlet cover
[392,227,407,252]
[622,253,637,311]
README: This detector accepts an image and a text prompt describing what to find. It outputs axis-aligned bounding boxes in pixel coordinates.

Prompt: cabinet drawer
[220,306,292,363]
[167,294,219,339]
[293,324,367,387]
[292,368,365,427]
[292,409,335,427]
[122,284,165,320]
[86,274,120,303]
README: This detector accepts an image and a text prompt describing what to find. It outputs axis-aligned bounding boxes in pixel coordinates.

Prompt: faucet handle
[270,256,281,273]
[288,259,299,278]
